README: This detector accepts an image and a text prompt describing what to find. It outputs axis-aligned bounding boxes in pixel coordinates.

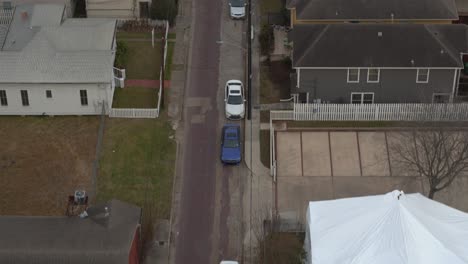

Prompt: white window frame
[351,92,374,104]
[367,68,380,83]
[432,93,451,103]
[347,68,360,83]
[416,68,430,83]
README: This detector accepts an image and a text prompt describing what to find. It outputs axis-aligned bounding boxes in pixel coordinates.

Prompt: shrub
[259,25,274,56]
[114,41,129,68]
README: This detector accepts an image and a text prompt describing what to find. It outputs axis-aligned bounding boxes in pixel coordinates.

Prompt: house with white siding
[0,4,119,116]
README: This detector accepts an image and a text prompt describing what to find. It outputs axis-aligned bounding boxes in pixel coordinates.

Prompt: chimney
[378,32,383,37]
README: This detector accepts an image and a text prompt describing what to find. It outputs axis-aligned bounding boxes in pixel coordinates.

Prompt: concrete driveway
[275,130,468,225]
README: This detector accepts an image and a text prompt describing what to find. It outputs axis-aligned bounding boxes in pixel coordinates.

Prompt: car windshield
[228,95,243,105]
[230,0,244,7]
[224,139,239,148]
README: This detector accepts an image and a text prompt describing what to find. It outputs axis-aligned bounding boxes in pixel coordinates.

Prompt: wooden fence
[109,108,159,118]
[270,103,468,122]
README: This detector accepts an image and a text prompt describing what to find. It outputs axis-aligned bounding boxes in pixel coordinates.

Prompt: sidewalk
[242,3,275,261]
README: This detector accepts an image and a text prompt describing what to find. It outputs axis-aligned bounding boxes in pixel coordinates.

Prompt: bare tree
[390,126,468,199]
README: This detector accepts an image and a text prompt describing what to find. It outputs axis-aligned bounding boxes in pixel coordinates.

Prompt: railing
[113,67,126,88]
[272,103,468,122]
[109,108,159,118]
[0,9,13,25]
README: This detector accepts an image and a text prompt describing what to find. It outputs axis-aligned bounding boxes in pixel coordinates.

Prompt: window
[417,69,429,83]
[46,90,52,98]
[20,90,29,106]
[367,68,380,83]
[0,90,7,106]
[351,92,374,104]
[80,90,88,106]
[432,93,450,103]
[347,68,360,83]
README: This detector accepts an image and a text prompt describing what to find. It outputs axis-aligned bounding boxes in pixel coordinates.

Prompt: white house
[0,4,119,116]
[1,0,76,17]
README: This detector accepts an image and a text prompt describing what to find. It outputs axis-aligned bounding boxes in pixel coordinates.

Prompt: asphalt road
[174,0,240,262]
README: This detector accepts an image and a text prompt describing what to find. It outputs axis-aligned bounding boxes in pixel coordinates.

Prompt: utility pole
[247,0,252,120]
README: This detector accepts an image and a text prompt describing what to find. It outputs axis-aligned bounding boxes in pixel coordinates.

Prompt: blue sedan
[221,124,242,164]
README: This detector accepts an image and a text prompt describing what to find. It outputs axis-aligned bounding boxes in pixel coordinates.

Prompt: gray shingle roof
[289,0,459,21]
[0,199,141,264]
[291,24,468,68]
[0,4,116,83]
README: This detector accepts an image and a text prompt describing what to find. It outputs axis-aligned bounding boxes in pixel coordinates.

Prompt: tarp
[305,190,468,264]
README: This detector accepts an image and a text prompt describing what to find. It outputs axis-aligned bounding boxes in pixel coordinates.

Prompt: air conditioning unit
[74,190,87,205]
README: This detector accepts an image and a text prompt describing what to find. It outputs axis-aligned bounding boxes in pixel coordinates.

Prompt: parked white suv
[229,0,246,19]
[224,80,245,120]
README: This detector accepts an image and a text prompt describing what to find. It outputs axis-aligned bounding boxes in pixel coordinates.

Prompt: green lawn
[118,37,175,81]
[117,31,176,39]
[164,42,175,80]
[112,86,158,108]
[98,116,176,218]
[123,41,163,79]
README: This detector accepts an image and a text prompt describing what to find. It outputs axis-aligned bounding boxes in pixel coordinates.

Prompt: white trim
[367,68,380,83]
[416,68,430,83]
[451,69,458,102]
[432,93,451,103]
[296,68,300,88]
[347,68,360,83]
[294,67,460,70]
[351,92,374,104]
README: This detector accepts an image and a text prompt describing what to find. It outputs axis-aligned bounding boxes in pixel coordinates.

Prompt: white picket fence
[109,108,159,118]
[270,103,468,121]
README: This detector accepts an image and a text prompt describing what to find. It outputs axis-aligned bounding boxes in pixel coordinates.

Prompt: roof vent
[378,32,383,37]
[335,10,339,16]
[410,59,415,66]
[104,207,109,217]
[440,49,445,54]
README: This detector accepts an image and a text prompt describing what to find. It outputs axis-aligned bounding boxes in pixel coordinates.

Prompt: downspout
[451,68,458,103]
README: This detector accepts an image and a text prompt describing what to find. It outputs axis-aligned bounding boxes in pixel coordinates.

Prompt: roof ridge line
[424,25,462,67]
[296,25,329,67]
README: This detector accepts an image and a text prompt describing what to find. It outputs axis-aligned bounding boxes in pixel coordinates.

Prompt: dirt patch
[0,116,99,216]
[260,60,292,104]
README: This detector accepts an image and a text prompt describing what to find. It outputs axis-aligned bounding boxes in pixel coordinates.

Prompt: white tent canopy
[305,190,468,264]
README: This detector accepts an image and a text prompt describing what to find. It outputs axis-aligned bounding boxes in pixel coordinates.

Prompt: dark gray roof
[0,199,141,264]
[291,24,468,68]
[288,0,459,21]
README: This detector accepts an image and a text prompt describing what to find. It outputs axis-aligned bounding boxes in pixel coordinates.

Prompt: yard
[124,41,163,80]
[97,114,176,219]
[0,116,99,216]
[112,86,158,108]
[260,60,292,104]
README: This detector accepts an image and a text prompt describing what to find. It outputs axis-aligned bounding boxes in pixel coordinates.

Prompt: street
[173,0,247,262]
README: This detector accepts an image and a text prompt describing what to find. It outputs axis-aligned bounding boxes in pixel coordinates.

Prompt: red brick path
[125,79,170,88]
